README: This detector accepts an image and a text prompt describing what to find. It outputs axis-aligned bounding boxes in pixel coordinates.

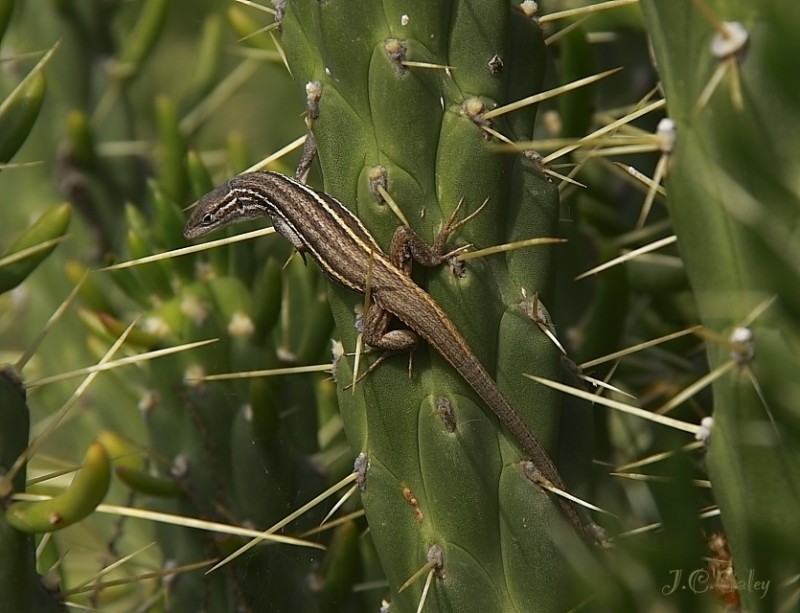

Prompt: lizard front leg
[390,197,487,272]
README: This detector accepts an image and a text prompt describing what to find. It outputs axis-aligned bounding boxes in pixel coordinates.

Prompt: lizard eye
[201,213,214,226]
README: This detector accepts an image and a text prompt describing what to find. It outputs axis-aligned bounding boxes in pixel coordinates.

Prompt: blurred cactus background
[0,0,797,611]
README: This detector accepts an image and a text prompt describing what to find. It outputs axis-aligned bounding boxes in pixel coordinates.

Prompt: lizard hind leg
[345,305,419,390]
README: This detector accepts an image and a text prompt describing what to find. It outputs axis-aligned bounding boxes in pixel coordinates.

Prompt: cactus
[0,367,65,612]
[640,1,800,610]
[0,22,71,611]
[86,174,334,610]
[0,54,46,166]
[5,441,111,534]
[60,78,354,608]
[280,1,591,609]
[0,203,72,294]
[6,2,350,609]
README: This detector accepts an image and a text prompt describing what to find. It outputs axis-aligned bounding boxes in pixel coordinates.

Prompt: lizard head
[183,179,264,239]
